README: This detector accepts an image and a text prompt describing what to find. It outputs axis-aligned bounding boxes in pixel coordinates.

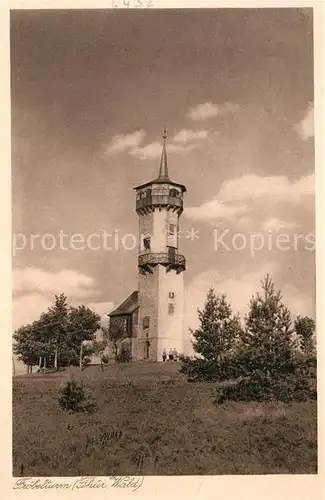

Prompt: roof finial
[158,129,169,180]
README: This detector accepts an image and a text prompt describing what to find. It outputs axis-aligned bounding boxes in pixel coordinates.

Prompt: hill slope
[13,362,317,476]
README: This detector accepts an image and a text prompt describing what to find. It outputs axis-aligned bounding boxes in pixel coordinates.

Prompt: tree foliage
[239,274,295,377]
[13,294,101,370]
[294,315,316,378]
[215,275,316,403]
[294,315,316,357]
[58,378,97,414]
[180,288,241,381]
[109,317,129,361]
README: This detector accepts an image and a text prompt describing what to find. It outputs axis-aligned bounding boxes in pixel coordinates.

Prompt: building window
[143,316,150,329]
[168,246,176,263]
[168,303,175,315]
[169,188,180,198]
[168,224,176,235]
[168,292,175,299]
[143,236,151,250]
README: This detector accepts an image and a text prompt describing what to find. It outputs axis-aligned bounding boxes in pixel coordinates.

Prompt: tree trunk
[44,357,47,369]
[113,343,118,362]
[12,356,16,378]
[39,357,42,370]
[54,344,58,371]
[100,356,104,372]
[79,342,83,372]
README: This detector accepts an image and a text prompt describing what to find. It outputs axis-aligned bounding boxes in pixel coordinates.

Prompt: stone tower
[133,131,187,361]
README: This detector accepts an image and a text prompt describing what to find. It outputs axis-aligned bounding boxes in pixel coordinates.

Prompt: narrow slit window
[168,303,175,315]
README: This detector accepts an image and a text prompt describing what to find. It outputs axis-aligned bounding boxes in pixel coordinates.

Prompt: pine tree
[180,288,241,381]
[294,315,316,379]
[214,275,317,403]
[240,274,295,377]
[294,315,316,357]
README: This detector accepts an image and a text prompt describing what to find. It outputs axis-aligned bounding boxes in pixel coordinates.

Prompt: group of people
[162,348,178,362]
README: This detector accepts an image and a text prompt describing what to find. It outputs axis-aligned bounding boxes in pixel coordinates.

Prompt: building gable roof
[108,291,139,317]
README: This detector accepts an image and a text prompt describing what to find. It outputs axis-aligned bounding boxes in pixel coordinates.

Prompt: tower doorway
[144,340,150,359]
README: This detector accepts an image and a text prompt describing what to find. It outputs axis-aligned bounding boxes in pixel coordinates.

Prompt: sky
[11,8,315,355]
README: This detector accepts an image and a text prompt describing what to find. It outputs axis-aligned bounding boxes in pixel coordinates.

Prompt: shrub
[82,356,91,367]
[180,357,221,382]
[215,370,317,404]
[58,378,98,414]
[117,346,132,363]
[101,354,109,364]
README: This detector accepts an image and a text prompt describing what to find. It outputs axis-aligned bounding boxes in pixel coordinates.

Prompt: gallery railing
[138,252,186,268]
[136,195,183,212]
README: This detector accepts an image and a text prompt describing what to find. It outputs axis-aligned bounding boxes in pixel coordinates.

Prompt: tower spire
[157,129,169,180]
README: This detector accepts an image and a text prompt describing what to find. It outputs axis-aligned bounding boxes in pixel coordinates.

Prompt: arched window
[143,236,151,251]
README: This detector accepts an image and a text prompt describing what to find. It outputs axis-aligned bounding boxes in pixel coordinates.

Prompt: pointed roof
[133,130,186,192]
[157,129,169,181]
[108,291,139,317]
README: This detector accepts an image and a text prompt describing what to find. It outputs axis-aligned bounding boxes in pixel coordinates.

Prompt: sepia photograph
[11,7,317,479]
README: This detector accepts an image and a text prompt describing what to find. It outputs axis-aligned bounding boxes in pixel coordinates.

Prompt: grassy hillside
[13,362,317,476]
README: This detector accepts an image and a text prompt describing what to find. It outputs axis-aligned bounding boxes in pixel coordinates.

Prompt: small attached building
[108,291,139,360]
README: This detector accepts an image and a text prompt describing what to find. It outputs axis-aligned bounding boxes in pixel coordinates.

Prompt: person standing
[162,349,167,362]
[169,348,174,361]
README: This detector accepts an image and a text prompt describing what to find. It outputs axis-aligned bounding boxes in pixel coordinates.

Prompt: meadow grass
[13,362,317,476]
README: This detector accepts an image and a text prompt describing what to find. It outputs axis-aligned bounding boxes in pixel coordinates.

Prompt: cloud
[187,101,239,121]
[184,264,276,353]
[261,218,298,232]
[13,292,52,331]
[185,173,314,223]
[13,267,98,298]
[294,102,314,140]
[185,200,247,222]
[13,295,114,333]
[218,173,314,204]
[87,301,115,327]
[104,130,146,156]
[12,268,114,331]
[281,283,314,319]
[173,129,208,144]
[183,262,313,355]
[130,141,197,160]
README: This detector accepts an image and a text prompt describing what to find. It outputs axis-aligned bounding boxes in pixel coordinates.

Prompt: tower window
[168,303,175,315]
[168,292,175,299]
[168,246,176,263]
[143,316,150,329]
[143,236,151,250]
[168,224,176,235]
